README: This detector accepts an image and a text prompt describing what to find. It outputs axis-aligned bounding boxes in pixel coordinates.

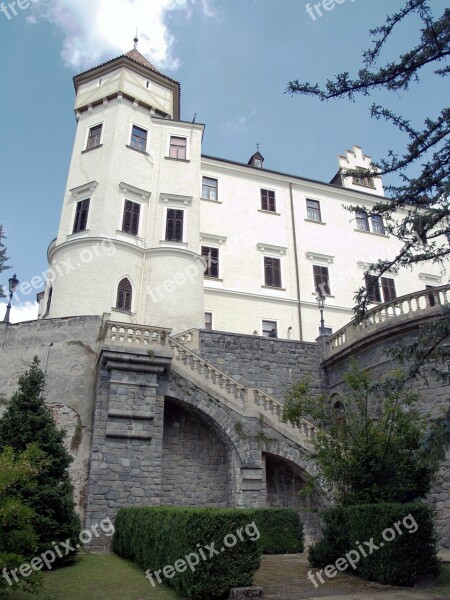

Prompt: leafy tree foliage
[0,225,10,299]
[0,358,80,566]
[287,0,450,318]
[282,363,438,505]
[0,444,46,598]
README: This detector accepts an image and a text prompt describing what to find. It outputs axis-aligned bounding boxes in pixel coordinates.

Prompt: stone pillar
[85,346,171,550]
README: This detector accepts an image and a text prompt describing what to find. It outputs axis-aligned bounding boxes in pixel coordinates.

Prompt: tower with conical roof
[42,41,206,333]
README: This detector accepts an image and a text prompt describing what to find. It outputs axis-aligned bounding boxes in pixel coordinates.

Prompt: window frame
[202,177,218,201]
[365,274,382,303]
[355,211,370,232]
[169,136,187,160]
[116,278,132,312]
[201,246,219,278]
[264,256,282,288]
[122,199,141,236]
[73,198,90,233]
[130,124,148,152]
[313,265,331,295]
[381,277,397,302]
[165,208,184,242]
[204,312,213,330]
[306,199,322,222]
[352,169,375,188]
[262,320,278,338]
[371,215,386,235]
[261,189,276,212]
[86,123,103,150]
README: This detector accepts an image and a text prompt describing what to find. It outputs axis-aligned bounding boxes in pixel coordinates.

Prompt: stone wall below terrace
[194,330,326,402]
[0,316,104,521]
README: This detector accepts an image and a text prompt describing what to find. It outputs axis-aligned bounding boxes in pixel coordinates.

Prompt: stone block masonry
[194,330,326,401]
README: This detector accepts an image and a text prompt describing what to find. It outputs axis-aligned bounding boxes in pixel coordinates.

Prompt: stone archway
[161,397,232,507]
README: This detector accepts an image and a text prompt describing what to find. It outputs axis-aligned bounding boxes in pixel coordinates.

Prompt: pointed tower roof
[124,47,160,73]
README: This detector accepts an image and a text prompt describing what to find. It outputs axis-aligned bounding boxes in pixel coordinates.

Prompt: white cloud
[0,302,39,324]
[221,108,257,134]
[30,0,215,71]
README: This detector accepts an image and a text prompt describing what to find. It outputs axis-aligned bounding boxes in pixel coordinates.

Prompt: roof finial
[134,29,138,49]
[256,142,260,152]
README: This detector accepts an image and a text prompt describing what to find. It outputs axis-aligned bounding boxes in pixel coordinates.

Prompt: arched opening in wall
[161,398,232,507]
[116,278,132,311]
[264,453,312,511]
[331,395,346,438]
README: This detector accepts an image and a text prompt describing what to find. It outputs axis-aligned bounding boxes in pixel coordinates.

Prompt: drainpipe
[289,182,303,341]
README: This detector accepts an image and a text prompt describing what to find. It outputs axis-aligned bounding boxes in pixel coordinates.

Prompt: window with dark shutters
[165,209,184,242]
[73,199,90,233]
[313,265,331,295]
[264,257,281,287]
[116,278,132,311]
[122,200,140,235]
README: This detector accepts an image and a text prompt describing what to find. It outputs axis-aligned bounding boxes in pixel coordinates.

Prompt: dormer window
[352,169,375,188]
[248,151,264,169]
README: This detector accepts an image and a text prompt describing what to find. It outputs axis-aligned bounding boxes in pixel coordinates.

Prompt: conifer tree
[0,358,80,566]
[0,225,10,298]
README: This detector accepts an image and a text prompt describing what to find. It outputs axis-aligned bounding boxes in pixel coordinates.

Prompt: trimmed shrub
[113,506,262,600]
[309,502,439,586]
[250,508,303,554]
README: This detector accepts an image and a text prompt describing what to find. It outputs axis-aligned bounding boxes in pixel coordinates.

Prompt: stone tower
[41,41,206,334]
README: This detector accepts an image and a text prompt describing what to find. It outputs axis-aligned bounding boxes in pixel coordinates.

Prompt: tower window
[122,200,141,236]
[201,246,219,278]
[86,124,102,150]
[169,136,187,160]
[130,125,148,152]
[205,312,213,330]
[353,169,375,188]
[165,209,184,242]
[73,199,90,233]
[365,274,381,303]
[116,278,132,311]
[306,199,321,222]
[264,257,282,288]
[202,177,218,200]
[261,189,276,212]
[355,211,370,232]
[313,265,331,295]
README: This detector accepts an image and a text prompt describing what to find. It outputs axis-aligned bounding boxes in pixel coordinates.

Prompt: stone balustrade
[326,284,450,358]
[103,321,172,346]
[169,337,318,446]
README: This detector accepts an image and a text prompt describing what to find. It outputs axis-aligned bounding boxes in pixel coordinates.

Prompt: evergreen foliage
[0,358,81,566]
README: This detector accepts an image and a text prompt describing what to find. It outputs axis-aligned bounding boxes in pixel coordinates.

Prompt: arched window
[116,278,132,311]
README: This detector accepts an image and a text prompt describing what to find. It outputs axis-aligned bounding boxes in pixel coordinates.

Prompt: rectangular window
[205,312,212,330]
[261,189,276,212]
[381,277,396,302]
[262,320,278,338]
[73,199,90,233]
[169,136,187,160]
[201,246,219,278]
[130,125,147,152]
[264,257,282,288]
[353,170,374,188]
[426,284,436,307]
[306,199,321,222]
[365,274,381,303]
[371,215,386,235]
[320,326,333,335]
[313,265,331,295]
[122,200,141,236]
[87,124,102,150]
[202,177,218,200]
[356,211,370,232]
[165,209,184,242]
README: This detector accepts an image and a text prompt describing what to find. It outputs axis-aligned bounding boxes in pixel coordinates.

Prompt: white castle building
[37,42,446,342]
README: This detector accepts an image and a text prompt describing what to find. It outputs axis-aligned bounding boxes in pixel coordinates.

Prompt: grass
[8,553,180,600]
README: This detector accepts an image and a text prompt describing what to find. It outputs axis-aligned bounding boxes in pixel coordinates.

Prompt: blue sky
[0,0,446,321]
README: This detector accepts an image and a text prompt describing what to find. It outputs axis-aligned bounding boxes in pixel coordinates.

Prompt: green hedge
[113,506,262,599]
[308,502,439,586]
[250,508,303,554]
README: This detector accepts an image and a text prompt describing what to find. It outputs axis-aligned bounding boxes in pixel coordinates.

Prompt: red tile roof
[124,48,160,72]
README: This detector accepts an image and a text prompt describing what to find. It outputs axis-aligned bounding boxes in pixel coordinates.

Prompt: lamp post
[2,274,19,324]
[316,291,326,335]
